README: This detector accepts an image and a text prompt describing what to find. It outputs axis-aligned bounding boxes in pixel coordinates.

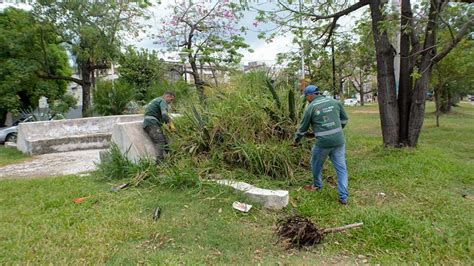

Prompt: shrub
[93,80,135,115]
[97,71,310,185]
[167,71,310,183]
[144,79,192,107]
[95,143,159,185]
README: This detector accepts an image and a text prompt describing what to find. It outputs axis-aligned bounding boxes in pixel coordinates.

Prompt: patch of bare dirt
[352,110,379,114]
[0,149,103,180]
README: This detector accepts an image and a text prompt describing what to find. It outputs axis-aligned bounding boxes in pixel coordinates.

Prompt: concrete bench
[17,115,143,155]
[111,121,158,162]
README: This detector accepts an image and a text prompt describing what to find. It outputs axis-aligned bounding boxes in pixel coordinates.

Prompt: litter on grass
[232,201,252,212]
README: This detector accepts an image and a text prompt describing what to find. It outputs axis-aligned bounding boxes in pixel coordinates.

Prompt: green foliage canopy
[118,47,167,104]
[0,8,72,122]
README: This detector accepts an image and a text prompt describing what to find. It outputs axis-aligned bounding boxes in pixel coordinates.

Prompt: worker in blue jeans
[293,85,349,205]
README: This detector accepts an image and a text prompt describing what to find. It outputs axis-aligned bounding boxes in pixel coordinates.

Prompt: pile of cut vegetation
[169,71,312,183]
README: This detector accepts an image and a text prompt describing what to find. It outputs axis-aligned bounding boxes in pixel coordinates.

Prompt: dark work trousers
[144,124,169,163]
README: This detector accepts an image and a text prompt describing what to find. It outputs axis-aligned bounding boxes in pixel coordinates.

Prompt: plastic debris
[232,201,252,212]
[152,207,161,220]
[111,183,130,191]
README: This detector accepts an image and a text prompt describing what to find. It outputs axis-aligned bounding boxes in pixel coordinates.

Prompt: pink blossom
[223,10,233,18]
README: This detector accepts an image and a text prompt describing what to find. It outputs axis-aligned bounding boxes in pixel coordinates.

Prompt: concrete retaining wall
[111,121,158,163]
[17,115,143,155]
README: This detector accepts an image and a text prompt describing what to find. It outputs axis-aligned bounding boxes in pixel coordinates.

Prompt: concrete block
[110,113,181,162]
[17,115,143,155]
[4,142,17,149]
[111,121,158,162]
[215,179,289,210]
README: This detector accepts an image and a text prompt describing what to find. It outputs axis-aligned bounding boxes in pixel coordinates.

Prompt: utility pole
[331,39,336,99]
[391,0,401,94]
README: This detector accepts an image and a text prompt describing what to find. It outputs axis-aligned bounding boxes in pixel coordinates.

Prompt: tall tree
[118,46,167,104]
[263,0,474,147]
[157,0,250,101]
[0,8,71,125]
[432,39,474,123]
[276,31,353,98]
[32,0,147,117]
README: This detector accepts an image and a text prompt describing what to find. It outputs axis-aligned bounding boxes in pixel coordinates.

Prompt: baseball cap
[304,85,319,96]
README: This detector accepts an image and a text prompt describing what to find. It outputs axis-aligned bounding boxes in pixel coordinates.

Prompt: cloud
[241,34,295,64]
[129,0,364,64]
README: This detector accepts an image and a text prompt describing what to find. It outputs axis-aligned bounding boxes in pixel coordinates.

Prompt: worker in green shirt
[143,91,175,163]
[293,85,349,205]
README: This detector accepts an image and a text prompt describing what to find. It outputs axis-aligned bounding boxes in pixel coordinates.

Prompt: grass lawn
[0,146,30,167]
[0,102,473,264]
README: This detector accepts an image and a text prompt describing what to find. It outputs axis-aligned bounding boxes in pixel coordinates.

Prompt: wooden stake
[322,222,364,234]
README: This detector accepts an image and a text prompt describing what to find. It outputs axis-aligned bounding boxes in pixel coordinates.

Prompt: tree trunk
[398,0,414,146]
[434,86,440,127]
[440,86,451,113]
[369,0,400,147]
[208,62,218,87]
[407,0,442,146]
[359,84,365,106]
[189,55,205,102]
[81,62,93,117]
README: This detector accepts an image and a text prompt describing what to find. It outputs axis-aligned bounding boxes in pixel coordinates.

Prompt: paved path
[0,149,103,180]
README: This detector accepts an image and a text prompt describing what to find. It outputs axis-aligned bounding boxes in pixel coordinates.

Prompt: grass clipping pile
[276,215,363,249]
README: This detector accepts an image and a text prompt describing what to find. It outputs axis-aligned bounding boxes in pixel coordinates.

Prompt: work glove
[168,121,177,133]
[305,131,315,138]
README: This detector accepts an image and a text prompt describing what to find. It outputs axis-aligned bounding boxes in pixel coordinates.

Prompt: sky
[132,1,368,65]
[0,0,366,65]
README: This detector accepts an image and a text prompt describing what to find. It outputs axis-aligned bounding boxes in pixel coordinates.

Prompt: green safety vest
[295,95,348,148]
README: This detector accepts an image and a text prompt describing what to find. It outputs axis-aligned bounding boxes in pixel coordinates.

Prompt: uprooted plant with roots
[276,215,363,249]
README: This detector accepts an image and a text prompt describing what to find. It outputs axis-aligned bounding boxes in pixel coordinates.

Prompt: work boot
[303,185,320,191]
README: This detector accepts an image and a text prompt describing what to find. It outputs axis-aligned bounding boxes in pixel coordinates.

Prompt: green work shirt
[294,95,348,148]
[143,97,170,128]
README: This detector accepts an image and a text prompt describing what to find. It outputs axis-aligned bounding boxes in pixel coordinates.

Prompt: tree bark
[398,0,414,146]
[80,62,93,117]
[407,0,442,146]
[189,54,205,102]
[440,86,451,113]
[359,84,365,106]
[369,0,399,147]
[208,62,219,87]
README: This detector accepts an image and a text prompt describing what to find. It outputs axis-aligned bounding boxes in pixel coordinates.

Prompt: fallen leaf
[73,197,88,203]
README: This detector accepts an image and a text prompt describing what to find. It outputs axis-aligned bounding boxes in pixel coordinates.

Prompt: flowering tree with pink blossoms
[158,0,250,101]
